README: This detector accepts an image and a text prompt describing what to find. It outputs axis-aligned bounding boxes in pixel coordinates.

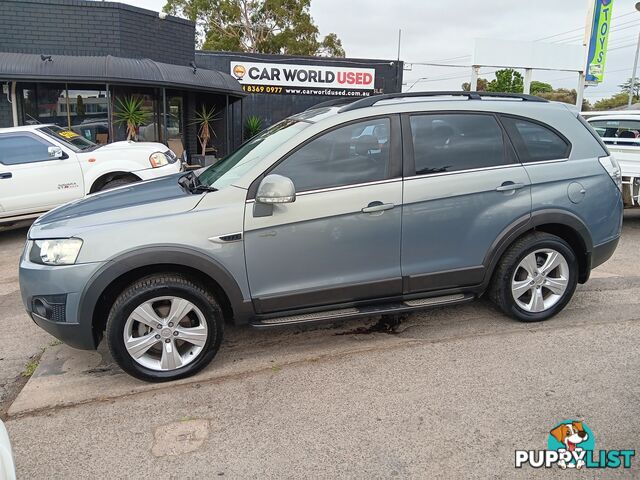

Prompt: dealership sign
[230,61,375,97]
[586,0,613,83]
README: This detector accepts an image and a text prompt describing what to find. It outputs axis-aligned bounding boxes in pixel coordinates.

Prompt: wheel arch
[79,246,253,347]
[89,171,141,193]
[483,210,594,290]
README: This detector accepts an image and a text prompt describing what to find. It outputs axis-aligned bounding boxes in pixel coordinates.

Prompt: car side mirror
[254,174,296,217]
[48,146,64,159]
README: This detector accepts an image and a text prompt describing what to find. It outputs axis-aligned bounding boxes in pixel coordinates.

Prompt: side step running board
[251,293,473,328]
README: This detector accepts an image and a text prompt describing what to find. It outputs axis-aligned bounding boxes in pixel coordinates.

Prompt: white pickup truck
[585,112,640,207]
[0,124,182,225]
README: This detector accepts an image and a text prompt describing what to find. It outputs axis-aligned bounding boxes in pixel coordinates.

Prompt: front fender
[78,245,254,345]
[81,158,149,194]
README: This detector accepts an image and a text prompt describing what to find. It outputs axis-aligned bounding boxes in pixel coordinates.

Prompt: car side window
[271,118,391,192]
[500,116,570,162]
[0,134,52,166]
[409,113,508,175]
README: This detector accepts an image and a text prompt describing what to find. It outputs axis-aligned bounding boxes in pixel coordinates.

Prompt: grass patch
[21,359,39,377]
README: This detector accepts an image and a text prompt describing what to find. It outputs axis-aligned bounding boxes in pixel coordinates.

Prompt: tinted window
[588,118,640,146]
[410,114,507,175]
[501,117,570,162]
[0,134,52,165]
[271,118,391,192]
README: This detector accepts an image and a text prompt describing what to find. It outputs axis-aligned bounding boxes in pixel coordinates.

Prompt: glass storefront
[166,92,185,157]
[20,83,110,143]
[15,81,234,159]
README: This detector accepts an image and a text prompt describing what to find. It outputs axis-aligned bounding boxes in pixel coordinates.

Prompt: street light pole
[406,77,428,91]
[628,2,640,107]
[629,31,640,107]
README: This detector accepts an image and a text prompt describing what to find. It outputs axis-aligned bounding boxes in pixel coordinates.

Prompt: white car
[586,113,640,207]
[0,124,182,225]
[0,420,16,480]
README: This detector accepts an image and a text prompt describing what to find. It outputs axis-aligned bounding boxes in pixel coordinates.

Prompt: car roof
[0,124,54,133]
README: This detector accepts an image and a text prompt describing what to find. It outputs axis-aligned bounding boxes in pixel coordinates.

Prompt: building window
[19,83,109,143]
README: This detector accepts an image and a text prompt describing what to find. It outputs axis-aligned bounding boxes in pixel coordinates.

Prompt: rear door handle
[362,201,395,213]
[0,172,11,179]
[496,182,525,192]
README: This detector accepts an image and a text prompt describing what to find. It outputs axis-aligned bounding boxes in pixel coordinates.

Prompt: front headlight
[29,238,83,265]
[149,152,169,168]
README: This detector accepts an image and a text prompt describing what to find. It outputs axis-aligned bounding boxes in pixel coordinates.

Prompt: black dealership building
[0,0,403,157]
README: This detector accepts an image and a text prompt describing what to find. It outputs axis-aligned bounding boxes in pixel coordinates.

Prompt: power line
[534,10,639,42]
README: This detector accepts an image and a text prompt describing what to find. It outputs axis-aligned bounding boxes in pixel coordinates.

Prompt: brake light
[598,155,622,192]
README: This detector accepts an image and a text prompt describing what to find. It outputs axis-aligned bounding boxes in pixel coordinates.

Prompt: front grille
[32,294,67,323]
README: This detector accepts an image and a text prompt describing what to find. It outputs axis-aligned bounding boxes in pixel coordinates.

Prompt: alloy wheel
[511,248,570,313]
[123,296,208,371]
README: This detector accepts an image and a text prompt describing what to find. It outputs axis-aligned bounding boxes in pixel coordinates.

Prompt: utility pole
[628,6,640,107]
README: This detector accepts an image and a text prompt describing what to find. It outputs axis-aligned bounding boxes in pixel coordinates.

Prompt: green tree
[487,69,523,93]
[163,0,345,56]
[530,81,552,95]
[593,92,636,110]
[461,78,488,91]
[619,77,640,98]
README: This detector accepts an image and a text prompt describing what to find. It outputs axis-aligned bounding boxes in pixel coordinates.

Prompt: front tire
[99,177,136,191]
[489,232,578,322]
[106,274,223,382]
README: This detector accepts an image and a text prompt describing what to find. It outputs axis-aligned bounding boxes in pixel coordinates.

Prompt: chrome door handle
[0,172,11,179]
[496,182,525,192]
[362,201,395,213]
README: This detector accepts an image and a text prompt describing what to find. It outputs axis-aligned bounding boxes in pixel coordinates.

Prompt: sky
[115,0,640,104]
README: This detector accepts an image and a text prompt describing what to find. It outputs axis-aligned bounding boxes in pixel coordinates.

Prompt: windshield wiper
[178,171,217,193]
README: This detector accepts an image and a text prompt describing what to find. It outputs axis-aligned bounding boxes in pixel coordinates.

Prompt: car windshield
[38,125,100,152]
[198,118,310,189]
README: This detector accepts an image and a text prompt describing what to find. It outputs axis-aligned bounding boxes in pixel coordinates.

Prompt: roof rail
[305,97,356,111]
[338,91,548,113]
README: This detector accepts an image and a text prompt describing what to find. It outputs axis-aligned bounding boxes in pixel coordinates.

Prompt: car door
[401,112,532,294]
[0,132,83,218]
[244,116,403,314]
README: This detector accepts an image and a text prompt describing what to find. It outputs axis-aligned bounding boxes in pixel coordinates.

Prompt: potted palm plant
[113,96,150,141]
[190,105,219,166]
[244,115,263,140]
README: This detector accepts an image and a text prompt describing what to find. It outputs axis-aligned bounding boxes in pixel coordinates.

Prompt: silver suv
[19,92,623,381]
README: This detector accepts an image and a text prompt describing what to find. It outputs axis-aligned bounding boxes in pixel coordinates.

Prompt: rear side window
[0,134,52,165]
[501,116,570,162]
[409,113,508,175]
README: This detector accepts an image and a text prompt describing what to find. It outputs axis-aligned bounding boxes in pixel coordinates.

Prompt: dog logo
[515,419,635,470]
[548,421,592,469]
[232,64,246,79]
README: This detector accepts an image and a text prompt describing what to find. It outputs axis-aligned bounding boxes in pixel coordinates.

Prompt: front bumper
[134,160,183,181]
[19,257,105,350]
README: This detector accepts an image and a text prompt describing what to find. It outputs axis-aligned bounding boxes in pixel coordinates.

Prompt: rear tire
[489,232,578,322]
[106,274,223,382]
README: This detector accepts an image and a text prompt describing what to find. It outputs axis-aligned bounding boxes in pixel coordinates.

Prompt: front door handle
[0,172,11,179]
[496,182,525,192]
[362,201,395,213]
